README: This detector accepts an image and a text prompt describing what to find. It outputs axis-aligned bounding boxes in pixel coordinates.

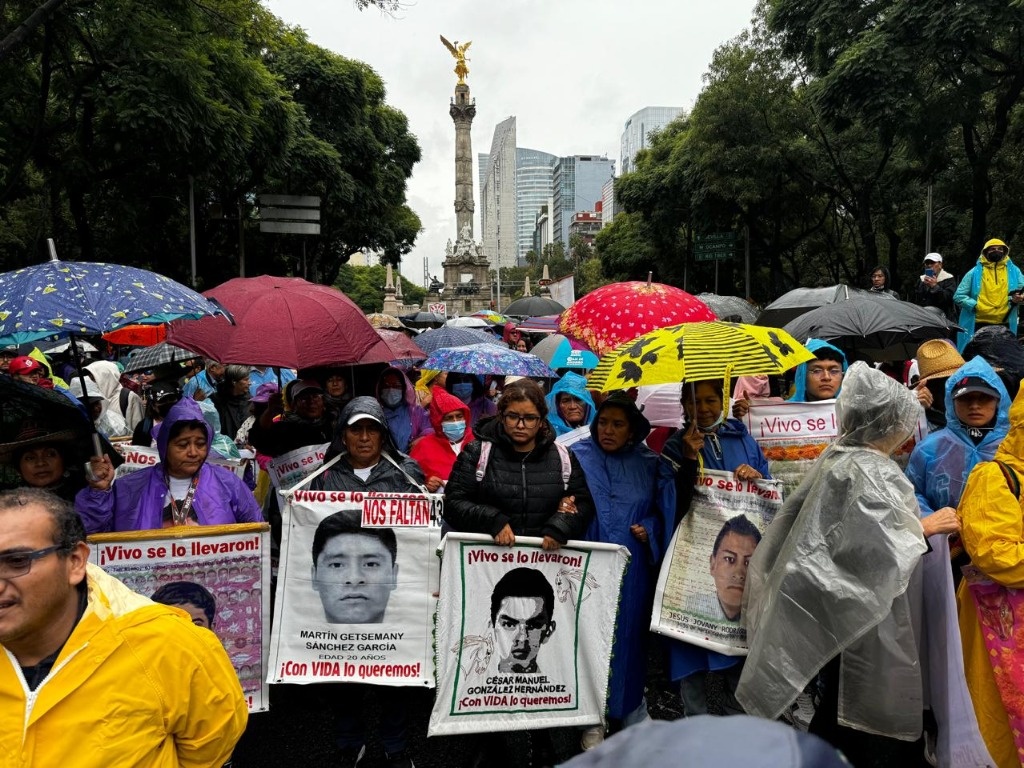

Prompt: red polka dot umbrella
[559,279,715,357]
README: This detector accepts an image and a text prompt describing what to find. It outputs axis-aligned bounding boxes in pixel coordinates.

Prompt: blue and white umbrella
[423,344,557,378]
[414,326,503,356]
[0,256,229,346]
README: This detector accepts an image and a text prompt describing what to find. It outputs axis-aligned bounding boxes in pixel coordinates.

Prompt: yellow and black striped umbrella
[588,321,815,392]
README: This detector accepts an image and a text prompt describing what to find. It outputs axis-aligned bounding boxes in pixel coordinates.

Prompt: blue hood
[790,339,848,402]
[155,397,213,464]
[943,356,1011,449]
[546,371,597,436]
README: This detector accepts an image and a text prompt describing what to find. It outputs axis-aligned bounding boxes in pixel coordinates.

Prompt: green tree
[334,263,424,312]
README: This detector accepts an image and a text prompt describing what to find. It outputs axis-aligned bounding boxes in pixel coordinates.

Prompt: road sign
[429,302,447,316]
[258,194,321,235]
[694,232,736,262]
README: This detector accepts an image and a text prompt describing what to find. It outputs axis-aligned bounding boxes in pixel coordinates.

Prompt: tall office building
[515,148,557,264]
[620,106,684,175]
[477,153,490,201]
[552,155,615,246]
[479,116,518,271]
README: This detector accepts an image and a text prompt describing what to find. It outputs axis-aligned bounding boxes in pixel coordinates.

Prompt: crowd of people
[4,240,1024,767]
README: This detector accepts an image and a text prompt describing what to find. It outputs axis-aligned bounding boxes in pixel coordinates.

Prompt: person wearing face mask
[660,380,770,718]
[410,386,475,492]
[445,372,496,427]
[954,237,1024,352]
[375,366,431,453]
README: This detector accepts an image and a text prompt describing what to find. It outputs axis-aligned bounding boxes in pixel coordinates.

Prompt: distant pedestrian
[915,252,956,318]
[868,265,900,299]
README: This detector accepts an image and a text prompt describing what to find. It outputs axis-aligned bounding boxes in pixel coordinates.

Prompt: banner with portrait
[650,469,783,655]
[429,533,630,736]
[268,488,442,687]
[87,523,271,712]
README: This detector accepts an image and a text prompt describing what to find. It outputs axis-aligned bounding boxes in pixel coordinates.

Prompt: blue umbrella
[0,255,229,346]
[423,344,557,378]
[530,334,599,370]
[414,326,503,356]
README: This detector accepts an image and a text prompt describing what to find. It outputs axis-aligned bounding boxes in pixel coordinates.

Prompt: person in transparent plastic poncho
[736,362,929,762]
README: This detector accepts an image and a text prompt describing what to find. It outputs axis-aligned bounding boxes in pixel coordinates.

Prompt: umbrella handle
[69,334,105,458]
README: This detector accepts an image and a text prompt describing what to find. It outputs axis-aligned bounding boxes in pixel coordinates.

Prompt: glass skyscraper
[552,155,615,246]
[516,148,557,264]
[620,106,684,175]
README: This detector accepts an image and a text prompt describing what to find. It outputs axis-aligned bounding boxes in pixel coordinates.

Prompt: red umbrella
[166,276,379,368]
[559,279,715,357]
[360,328,428,365]
[101,324,167,346]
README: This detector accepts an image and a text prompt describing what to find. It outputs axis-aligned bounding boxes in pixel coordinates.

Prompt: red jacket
[410,386,474,483]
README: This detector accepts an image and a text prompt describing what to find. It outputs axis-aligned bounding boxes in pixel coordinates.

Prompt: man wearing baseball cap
[247,379,333,458]
[953,237,1024,351]
[7,355,46,385]
[914,252,956,318]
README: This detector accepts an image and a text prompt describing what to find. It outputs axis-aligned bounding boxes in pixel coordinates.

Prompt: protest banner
[268,488,441,687]
[650,469,783,655]
[743,398,925,496]
[267,443,329,490]
[429,533,629,736]
[88,523,271,712]
[114,443,247,479]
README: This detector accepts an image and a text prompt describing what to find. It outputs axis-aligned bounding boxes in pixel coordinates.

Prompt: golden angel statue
[440,35,472,85]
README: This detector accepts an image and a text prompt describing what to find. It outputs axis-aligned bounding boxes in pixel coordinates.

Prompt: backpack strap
[995,460,1021,500]
[475,441,492,483]
[475,440,571,491]
[119,387,131,418]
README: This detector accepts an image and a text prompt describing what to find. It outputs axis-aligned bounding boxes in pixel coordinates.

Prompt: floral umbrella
[587,321,814,392]
[366,312,408,330]
[559,280,715,357]
[423,344,557,378]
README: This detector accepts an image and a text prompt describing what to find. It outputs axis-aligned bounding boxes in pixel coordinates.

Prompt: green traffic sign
[694,232,736,262]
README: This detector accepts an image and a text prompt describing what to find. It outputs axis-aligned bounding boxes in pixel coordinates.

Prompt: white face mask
[380,388,403,407]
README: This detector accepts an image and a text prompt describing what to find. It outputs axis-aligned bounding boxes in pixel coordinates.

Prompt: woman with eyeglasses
[660,379,771,719]
[444,378,594,551]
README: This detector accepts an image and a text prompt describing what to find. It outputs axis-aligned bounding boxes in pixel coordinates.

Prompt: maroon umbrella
[360,328,428,365]
[166,276,379,368]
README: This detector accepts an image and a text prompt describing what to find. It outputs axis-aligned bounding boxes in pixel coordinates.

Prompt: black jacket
[312,453,425,493]
[443,416,594,543]
[248,414,334,458]
[914,273,956,319]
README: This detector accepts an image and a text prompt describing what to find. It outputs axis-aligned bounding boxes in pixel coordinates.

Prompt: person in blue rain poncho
[789,339,848,403]
[905,356,1008,543]
[545,371,597,437]
[570,393,676,747]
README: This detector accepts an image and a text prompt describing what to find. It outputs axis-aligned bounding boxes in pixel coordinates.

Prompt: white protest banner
[88,523,272,712]
[268,489,441,687]
[429,533,629,736]
[114,443,246,479]
[267,443,329,490]
[650,469,783,655]
[744,398,926,496]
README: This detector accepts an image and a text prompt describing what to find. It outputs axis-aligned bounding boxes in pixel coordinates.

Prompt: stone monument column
[450,83,476,237]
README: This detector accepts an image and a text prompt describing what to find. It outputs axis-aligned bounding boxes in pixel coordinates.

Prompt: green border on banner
[448,542,592,717]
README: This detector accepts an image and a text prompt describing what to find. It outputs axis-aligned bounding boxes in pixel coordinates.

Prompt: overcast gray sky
[267,0,757,288]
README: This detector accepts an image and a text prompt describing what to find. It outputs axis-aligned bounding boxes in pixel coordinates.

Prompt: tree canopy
[0,0,421,287]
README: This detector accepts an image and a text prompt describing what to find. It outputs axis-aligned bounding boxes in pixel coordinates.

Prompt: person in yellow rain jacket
[0,488,247,767]
[954,238,1024,352]
[958,384,1024,768]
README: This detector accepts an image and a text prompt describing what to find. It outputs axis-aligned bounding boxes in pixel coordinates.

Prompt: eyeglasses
[502,412,541,427]
[0,545,68,579]
[808,366,844,378]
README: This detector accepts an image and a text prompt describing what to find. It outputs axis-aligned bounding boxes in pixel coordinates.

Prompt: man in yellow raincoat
[958,384,1024,768]
[0,488,247,767]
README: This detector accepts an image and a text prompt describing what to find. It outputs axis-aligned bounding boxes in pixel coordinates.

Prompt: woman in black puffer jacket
[444,378,594,549]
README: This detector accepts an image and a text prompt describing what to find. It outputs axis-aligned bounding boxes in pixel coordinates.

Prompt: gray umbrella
[503,296,565,317]
[696,293,758,324]
[756,285,867,329]
[123,342,202,373]
[414,327,504,356]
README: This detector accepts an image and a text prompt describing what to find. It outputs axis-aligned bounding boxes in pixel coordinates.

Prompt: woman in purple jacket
[76,398,263,533]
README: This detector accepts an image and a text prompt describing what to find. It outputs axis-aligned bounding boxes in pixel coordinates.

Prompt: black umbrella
[503,296,565,317]
[782,295,960,362]
[400,311,447,329]
[696,293,758,324]
[756,285,871,328]
[123,342,202,374]
[0,377,122,472]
